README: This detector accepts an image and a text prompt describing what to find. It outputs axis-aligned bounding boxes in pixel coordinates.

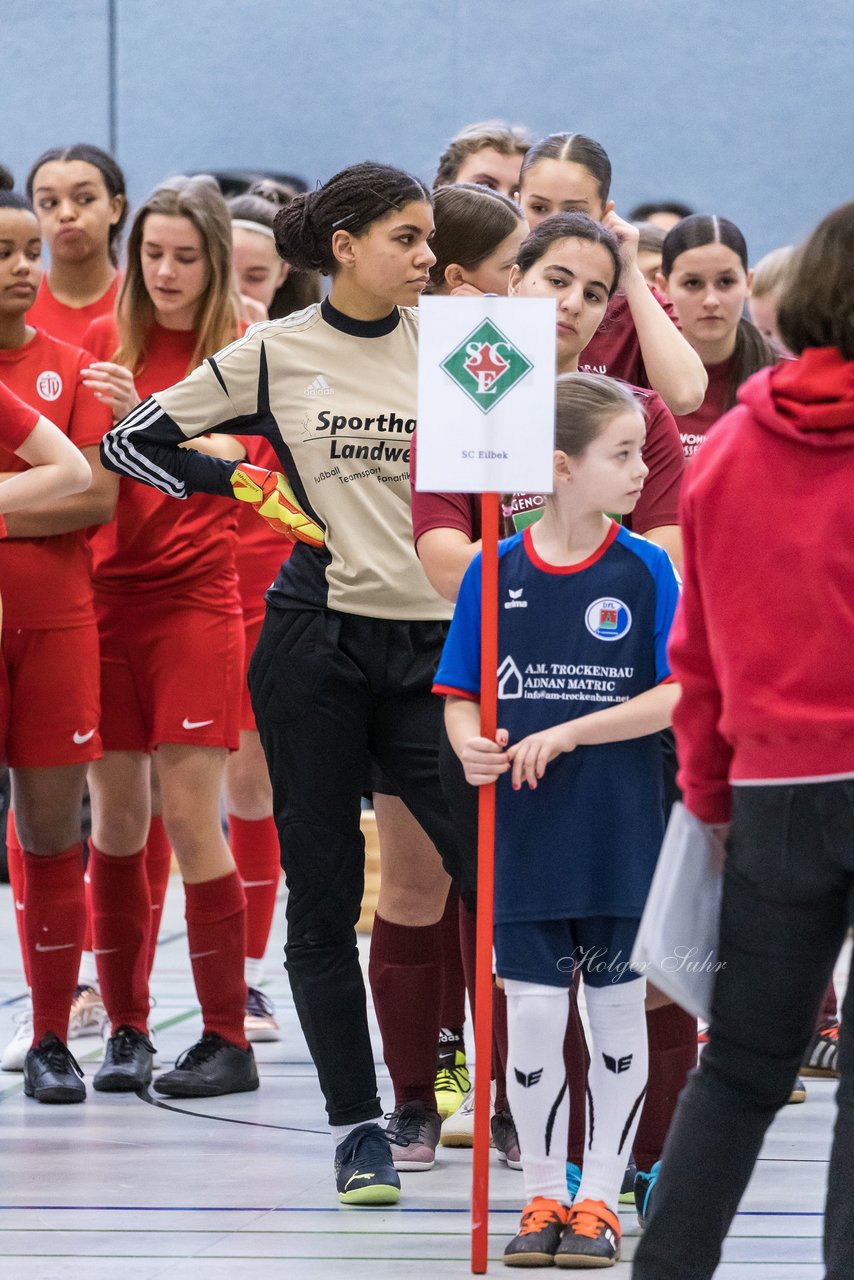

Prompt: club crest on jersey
[441,320,533,413]
[36,370,63,402]
[585,597,632,642]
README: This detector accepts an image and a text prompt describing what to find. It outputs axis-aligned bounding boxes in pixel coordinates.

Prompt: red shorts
[241,612,264,733]
[0,623,102,768]
[97,595,244,753]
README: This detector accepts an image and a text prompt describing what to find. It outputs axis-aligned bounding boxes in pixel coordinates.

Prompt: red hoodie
[669,347,854,823]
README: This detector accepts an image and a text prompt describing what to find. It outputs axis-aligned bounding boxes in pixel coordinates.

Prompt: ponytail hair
[554,372,643,458]
[519,133,612,206]
[26,143,127,265]
[662,213,777,410]
[0,165,33,213]
[273,162,431,276]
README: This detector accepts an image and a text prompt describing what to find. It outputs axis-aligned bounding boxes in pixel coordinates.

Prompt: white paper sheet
[630,802,725,1021]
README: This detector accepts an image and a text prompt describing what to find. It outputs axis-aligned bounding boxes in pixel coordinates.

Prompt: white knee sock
[577,979,648,1208]
[505,979,571,1206]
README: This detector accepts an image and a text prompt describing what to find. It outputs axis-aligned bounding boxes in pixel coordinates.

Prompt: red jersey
[235,435,293,623]
[411,388,684,547]
[673,358,732,460]
[27,276,119,349]
[85,316,241,607]
[580,286,678,386]
[0,330,111,628]
[0,381,40,541]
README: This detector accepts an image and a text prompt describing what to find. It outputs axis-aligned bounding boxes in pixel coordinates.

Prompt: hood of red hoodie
[737,347,854,446]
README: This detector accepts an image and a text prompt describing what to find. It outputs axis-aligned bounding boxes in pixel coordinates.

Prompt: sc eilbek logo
[441,319,533,413]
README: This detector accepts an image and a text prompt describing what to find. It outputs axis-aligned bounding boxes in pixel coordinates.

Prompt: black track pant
[633,780,854,1280]
[248,606,461,1127]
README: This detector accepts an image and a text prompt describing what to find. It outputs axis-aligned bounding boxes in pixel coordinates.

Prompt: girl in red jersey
[414,212,690,1202]
[516,133,706,417]
[655,216,777,460]
[81,175,257,1098]
[26,145,127,348]
[0,182,117,1101]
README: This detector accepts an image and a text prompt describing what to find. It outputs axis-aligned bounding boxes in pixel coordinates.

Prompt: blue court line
[0,1206,825,1216]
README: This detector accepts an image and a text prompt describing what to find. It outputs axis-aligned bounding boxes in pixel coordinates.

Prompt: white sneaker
[68,984,107,1039]
[1,1002,34,1072]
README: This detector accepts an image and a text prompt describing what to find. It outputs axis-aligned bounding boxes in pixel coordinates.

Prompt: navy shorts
[495,916,642,989]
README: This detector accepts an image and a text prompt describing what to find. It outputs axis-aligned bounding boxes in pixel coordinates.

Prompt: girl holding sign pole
[99,163,464,1203]
[415,211,689,1196]
[437,372,681,1267]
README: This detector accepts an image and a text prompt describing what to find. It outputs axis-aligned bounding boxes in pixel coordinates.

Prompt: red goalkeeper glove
[230,463,324,547]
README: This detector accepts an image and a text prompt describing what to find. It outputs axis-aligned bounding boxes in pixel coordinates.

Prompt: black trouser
[248,606,461,1127]
[632,780,854,1280]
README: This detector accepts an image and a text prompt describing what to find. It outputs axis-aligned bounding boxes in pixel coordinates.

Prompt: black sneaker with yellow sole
[335,1122,401,1205]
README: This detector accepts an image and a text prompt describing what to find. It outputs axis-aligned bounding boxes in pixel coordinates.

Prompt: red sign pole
[471,490,500,1274]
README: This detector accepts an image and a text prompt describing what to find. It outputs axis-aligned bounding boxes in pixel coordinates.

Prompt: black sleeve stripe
[101,398,188,498]
[206,356,228,395]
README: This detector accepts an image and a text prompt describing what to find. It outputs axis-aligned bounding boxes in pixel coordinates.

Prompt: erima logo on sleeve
[514,1067,543,1088]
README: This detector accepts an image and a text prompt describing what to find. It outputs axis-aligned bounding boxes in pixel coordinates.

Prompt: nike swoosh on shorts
[73,729,96,744]
[182,718,215,730]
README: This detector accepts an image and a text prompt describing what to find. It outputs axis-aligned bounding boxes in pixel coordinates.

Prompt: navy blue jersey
[435,521,681,923]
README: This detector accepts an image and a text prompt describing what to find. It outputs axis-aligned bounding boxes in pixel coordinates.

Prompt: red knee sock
[459,897,478,1016]
[24,844,86,1043]
[145,816,173,977]
[6,813,29,985]
[184,871,248,1049]
[89,845,151,1034]
[369,914,443,1110]
[439,887,467,1033]
[564,983,590,1167]
[227,814,280,970]
[634,1003,698,1172]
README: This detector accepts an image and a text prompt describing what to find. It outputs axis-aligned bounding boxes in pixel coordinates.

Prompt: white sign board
[416,296,556,494]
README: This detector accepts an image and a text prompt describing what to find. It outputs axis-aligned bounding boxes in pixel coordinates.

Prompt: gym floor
[0,881,843,1278]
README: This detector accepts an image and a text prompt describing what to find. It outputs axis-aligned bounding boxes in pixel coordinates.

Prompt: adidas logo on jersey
[303,374,335,397]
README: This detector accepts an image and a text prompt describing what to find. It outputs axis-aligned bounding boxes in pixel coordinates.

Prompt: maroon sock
[227,814,280,967]
[184,871,248,1049]
[90,845,151,1034]
[369,913,443,1110]
[492,981,509,1112]
[459,898,478,1016]
[24,844,86,1043]
[634,1003,698,1172]
[564,981,590,1166]
[6,813,29,985]
[145,816,173,978]
[819,979,838,1027]
[439,887,467,1035]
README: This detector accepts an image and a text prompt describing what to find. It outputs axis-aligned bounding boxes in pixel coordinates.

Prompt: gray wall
[4,0,853,259]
